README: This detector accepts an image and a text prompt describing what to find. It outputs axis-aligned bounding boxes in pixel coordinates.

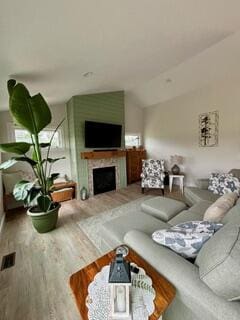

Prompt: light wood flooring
[0,183,183,320]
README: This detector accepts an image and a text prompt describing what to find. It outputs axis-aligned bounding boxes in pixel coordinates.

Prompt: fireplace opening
[93,166,116,195]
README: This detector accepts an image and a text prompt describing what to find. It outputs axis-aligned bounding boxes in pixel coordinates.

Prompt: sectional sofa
[100,170,240,320]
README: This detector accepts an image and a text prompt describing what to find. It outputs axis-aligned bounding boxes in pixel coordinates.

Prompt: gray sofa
[100,170,240,320]
[184,168,240,206]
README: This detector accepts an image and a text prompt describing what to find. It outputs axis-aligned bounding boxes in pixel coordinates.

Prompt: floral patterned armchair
[141,159,165,195]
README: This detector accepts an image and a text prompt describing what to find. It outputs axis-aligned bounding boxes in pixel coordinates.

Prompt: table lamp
[170,155,183,175]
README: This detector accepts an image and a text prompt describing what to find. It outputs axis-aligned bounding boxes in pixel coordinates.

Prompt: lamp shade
[170,155,184,165]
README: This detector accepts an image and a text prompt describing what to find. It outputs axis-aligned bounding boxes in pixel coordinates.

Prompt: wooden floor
[0,183,183,320]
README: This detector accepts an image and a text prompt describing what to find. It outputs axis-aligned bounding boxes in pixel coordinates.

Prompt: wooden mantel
[81,150,126,160]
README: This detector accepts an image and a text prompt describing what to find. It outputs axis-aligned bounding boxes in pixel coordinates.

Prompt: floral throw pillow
[208,173,240,195]
[152,221,222,258]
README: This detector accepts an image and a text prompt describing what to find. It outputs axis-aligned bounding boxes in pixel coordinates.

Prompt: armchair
[141,159,165,195]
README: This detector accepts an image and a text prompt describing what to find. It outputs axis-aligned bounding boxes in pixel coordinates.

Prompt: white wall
[0,103,71,179]
[125,92,144,143]
[144,78,240,186]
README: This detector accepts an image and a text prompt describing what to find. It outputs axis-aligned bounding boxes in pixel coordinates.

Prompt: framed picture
[199,111,219,147]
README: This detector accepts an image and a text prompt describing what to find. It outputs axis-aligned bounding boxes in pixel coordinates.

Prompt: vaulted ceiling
[1,0,240,110]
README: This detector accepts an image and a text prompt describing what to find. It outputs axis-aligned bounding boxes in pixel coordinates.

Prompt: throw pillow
[208,173,240,195]
[152,221,222,259]
[204,192,238,222]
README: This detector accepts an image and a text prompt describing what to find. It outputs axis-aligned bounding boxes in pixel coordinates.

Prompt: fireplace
[87,157,122,196]
[93,166,116,195]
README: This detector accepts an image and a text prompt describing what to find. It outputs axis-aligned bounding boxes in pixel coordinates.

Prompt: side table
[169,175,184,194]
[69,247,175,320]
[51,181,77,202]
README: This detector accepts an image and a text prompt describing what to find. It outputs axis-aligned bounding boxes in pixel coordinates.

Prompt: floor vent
[1,252,16,271]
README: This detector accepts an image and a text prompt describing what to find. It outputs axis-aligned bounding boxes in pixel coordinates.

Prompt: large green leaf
[46,173,60,192]
[30,93,52,132]
[16,156,37,166]
[50,173,59,180]
[8,81,52,134]
[7,79,16,96]
[39,143,50,148]
[37,195,52,212]
[0,159,17,170]
[43,157,65,164]
[13,180,35,201]
[0,156,37,171]
[24,187,41,206]
[0,142,31,155]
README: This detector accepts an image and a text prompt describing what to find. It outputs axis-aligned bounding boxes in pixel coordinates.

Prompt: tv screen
[85,121,122,148]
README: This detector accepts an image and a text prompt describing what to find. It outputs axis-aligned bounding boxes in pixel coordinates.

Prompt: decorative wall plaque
[199,111,219,147]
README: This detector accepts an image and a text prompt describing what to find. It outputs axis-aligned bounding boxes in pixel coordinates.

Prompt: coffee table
[69,247,175,320]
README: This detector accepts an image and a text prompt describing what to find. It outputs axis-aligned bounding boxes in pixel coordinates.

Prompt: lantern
[109,252,132,319]
[80,186,88,200]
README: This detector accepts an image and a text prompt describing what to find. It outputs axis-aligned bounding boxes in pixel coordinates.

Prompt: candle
[116,285,126,312]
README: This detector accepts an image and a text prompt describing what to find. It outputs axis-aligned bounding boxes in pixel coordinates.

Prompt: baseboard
[0,212,6,234]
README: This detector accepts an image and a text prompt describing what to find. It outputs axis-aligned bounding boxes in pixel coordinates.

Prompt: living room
[1,1,240,320]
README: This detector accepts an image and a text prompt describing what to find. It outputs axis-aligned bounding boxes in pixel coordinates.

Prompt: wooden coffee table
[69,247,175,320]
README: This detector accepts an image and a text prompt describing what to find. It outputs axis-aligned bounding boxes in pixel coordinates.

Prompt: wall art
[199,111,219,147]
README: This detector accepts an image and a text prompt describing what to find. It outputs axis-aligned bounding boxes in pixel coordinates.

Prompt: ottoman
[141,196,187,222]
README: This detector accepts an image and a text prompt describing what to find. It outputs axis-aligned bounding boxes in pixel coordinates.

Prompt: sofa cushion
[188,200,213,215]
[184,187,220,206]
[196,178,209,190]
[152,221,222,258]
[203,193,238,222]
[100,210,170,249]
[169,210,202,226]
[141,196,187,222]
[168,201,212,226]
[195,223,240,301]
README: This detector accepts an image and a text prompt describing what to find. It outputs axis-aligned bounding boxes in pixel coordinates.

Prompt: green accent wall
[67,91,126,196]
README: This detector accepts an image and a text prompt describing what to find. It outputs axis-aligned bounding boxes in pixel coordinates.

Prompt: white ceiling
[133,31,240,107]
[1,0,240,110]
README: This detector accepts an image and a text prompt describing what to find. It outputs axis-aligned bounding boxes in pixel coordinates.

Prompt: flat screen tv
[85,121,122,148]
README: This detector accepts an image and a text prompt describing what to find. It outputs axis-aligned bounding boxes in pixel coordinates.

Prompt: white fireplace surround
[87,158,120,196]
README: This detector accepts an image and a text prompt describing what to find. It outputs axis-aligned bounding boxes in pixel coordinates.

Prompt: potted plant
[0,79,65,233]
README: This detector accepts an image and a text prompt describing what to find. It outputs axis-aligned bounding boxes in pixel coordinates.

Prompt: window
[14,128,62,148]
[125,134,140,147]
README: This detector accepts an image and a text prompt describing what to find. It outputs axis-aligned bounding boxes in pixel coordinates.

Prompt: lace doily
[86,263,156,320]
